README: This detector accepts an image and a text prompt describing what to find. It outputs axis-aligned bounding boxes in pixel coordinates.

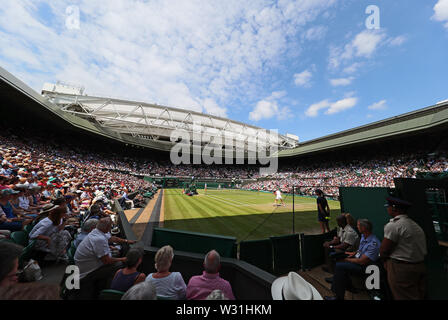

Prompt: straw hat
[39,203,60,215]
[271,272,322,300]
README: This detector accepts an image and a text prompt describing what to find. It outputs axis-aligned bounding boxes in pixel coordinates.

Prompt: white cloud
[343,62,363,74]
[249,91,290,121]
[330,77,355,86]
[305,100,331,117]
[302,25,327,41]
[202,98,227,118]
[325,97,357,115]
[433,0,448,28]
[388,35,407,46]
[294,69,313,87]
[352,30,385,57]
[305,96,357,117]
[368,99,387,110]
[329,30,405,71]
[0,0,338,119]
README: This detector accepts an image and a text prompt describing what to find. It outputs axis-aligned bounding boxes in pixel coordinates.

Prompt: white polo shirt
[29,217,61,239]
[74,228,111,279]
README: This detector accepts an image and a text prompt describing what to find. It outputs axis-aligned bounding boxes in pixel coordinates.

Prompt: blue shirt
[74,232,88,248]
[1,202,15,219]
[357,234,380,262]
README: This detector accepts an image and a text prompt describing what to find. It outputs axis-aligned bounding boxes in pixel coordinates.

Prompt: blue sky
[0,0,447,141]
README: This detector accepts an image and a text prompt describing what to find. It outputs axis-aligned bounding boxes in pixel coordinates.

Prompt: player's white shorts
[276,196,282,200]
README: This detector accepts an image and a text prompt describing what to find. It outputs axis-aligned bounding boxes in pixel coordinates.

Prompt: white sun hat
[271,272,323,300]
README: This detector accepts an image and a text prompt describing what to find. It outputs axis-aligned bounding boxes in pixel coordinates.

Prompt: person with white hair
[145,245,186,300]
[121,280,157,300]
[73,218,98,248]
[186,250,235,300]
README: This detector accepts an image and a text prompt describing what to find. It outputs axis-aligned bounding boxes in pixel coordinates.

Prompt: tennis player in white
[274,189,285,206]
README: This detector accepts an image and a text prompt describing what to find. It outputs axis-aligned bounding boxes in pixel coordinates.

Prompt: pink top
[186,271,235,300]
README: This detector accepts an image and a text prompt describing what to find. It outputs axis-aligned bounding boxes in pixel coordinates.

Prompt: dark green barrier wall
[239,239,273,274]
[300,230,336,270]
[151,227,237,258]
[339,187,392,240]
[270,234,301,275]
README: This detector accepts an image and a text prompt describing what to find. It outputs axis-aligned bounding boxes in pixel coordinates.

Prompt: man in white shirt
[74,217,127,299]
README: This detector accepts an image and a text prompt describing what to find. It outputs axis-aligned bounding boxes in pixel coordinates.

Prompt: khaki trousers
[384,259,426,300]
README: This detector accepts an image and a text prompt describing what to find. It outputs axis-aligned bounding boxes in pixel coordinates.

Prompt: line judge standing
[380,196,427,300]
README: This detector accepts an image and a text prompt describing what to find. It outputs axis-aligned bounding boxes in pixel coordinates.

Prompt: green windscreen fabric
[270,234,301,276]
[339,187,392,240]
[300,230,336,270]
[239,239,273,274]
[151,228,237,258]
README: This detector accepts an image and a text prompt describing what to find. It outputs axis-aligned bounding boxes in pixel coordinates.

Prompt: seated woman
[110,248,146,292]
[28,203,72,261]
[145,245,186,300]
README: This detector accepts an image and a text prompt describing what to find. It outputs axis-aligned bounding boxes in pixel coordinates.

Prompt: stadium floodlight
[41,83,299,155]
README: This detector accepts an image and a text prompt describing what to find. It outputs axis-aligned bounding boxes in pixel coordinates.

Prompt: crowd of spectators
[242,153,448,197]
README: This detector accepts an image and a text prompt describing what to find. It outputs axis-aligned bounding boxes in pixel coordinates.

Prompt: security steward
[380,196,427,300]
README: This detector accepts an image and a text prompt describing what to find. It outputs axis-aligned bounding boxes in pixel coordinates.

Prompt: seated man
[0,189,33,231]
[324,219,380,300]
[73,217,127,299]
[323,214,359,273]
[73,218,98,248]
[186,250,235,300]
[28,203,72,262]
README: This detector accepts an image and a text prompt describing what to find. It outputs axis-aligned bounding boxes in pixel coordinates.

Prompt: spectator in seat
[29,203,72,262]
[186,250,235,300]
[73,217,126,299]
[110,248,146,292]
[0,189,33,231]
[145,245,186,300]
[0,196,22,233]
[324,219,380,300]
[380,197,427,300]
[323,214,359,273]
[0,241,22,287]
[121,280,157,300]
[73,218,98,248]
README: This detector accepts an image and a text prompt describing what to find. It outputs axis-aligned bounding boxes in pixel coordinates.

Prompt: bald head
[204,250,221,274]
[97,217,112,233]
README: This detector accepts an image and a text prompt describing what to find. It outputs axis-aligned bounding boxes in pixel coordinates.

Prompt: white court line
[205,191,262,206]
[205,192,256,206]
[206,194,253,207]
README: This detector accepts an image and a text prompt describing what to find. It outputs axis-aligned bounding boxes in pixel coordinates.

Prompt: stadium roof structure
[40,82,299,154]
[1,65,448,160]
[278,100,448,158]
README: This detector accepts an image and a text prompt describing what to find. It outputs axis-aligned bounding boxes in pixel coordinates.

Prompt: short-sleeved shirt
[74,228,111,279]
[340,225,359,248]
[186,272,235,300]
[356,234,380,262]
[29,217,61,239]
[146,272,187,300]
[383,215,427,263]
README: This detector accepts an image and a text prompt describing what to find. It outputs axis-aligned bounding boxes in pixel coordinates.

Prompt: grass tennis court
[162,189,341,242]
